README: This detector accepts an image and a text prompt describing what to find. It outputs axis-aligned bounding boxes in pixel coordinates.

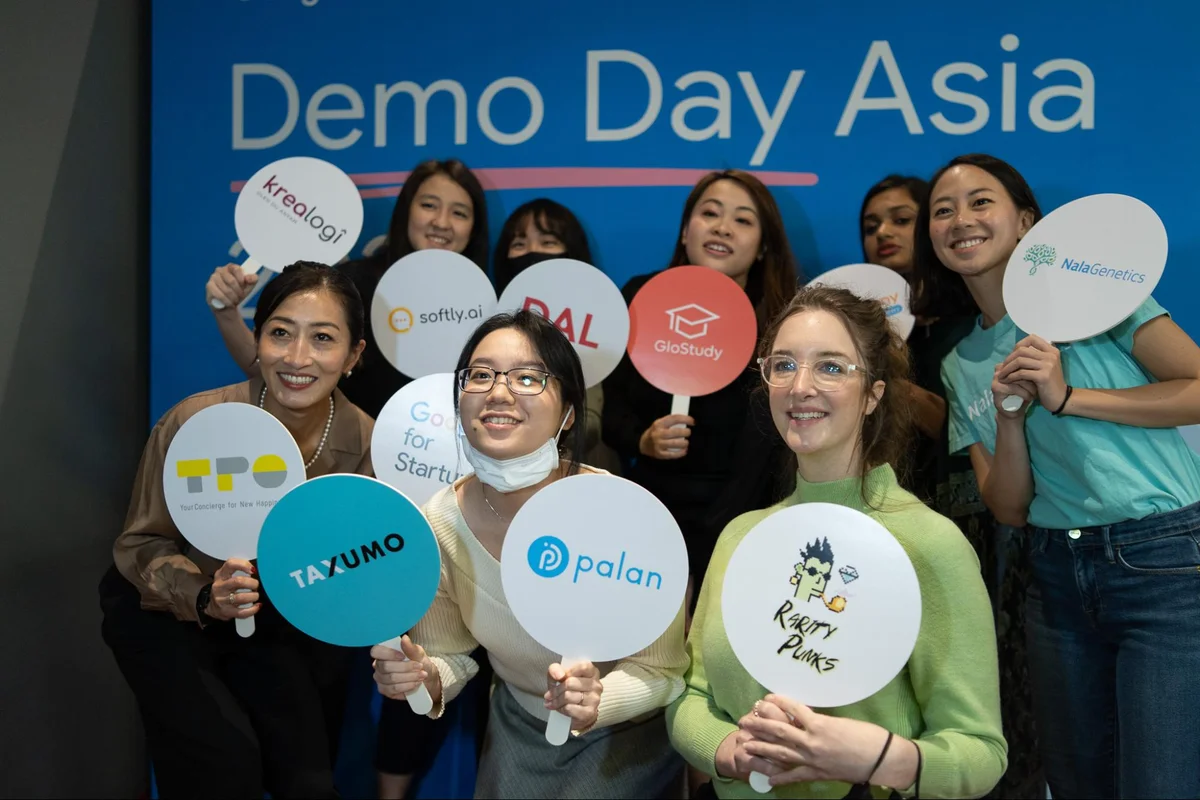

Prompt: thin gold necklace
[480,484,509,523]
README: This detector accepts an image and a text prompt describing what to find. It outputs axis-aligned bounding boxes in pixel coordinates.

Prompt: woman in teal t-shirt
[912,153,1200,799]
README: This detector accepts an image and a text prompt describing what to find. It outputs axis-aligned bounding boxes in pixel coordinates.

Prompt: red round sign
[627,266,758,397]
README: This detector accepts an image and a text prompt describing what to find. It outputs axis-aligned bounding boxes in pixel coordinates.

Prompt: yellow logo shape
[389,307,414,334]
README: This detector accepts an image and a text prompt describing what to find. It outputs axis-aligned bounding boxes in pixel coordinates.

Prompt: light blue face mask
[457,410,571,493]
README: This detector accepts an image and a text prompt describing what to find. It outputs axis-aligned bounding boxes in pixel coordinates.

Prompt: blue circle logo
[528,535,570,578]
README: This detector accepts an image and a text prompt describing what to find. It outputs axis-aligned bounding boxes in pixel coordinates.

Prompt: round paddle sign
[501,474,688,745]
[497,259,630,388]
[808,263,915,340]
[162,402,306,637]
[627,266,758,399]
[257,474,442,712]
[371,250,498,378]
[216,156,364,309]
[372,373,473,508]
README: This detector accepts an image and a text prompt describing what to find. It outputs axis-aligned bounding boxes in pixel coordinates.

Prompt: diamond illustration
[838,565,859,584]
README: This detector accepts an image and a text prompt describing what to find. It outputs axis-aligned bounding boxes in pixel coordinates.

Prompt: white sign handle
[380,635,434,715]
[211,256,262,310]
[233,568,255,638]
[545,653,584,746]
[667,395,691,454]
[1000,394,1025,413]
[749,772,772,794]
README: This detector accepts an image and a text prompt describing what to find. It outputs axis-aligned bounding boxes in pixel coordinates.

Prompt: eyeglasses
[803,565,831,579]
[457,366,554,396]
[758,355,864,390]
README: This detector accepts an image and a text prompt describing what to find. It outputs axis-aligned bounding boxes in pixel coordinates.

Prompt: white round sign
[234,156,364,273]
[371,250,498,378]
[1003,194,1167,343]
[807,263,915,340]
[497,259,631,388]
[501,474,688,664]
[372,373,473,507]
[162,403,306,560]
[722,503,921,709]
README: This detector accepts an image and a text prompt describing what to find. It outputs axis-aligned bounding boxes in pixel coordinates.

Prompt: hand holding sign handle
[233,568,256,638]
[544,657,602,745]
[379,635,434,715]
[210,257,262,310]
[667,395,691,453]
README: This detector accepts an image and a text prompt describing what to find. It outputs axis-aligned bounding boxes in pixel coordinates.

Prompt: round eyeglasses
[457,366,554,396]
[758,355,864,391]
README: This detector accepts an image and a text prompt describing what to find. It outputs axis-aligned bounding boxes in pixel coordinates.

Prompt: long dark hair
[386,159,490,269]
[669,170,800,332]
[910,154,1043,319]
[452,310,588,476]
[493,199,593,293]
[253,260,365,345]
[859,174,930,262]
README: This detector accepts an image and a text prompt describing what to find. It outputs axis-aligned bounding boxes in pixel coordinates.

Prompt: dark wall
[0,1,149,796]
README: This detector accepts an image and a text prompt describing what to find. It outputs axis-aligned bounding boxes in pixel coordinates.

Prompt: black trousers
[99,565,354,799]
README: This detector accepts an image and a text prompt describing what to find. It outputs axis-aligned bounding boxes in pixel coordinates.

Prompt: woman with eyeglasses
[371,309,688,799]
[667,286,1005,799]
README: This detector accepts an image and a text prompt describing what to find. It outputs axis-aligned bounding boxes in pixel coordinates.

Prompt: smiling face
[457,328,572,461]
[681,179,764,287]
[862,187,919,274]
[766,310,885,482]
[929,164,1034,280]
[257,289,363,412]
[406,172,475,254]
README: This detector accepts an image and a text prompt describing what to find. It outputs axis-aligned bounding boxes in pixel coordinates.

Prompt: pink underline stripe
[230,166,819,195]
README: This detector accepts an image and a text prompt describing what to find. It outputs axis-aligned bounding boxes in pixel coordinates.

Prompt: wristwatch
[196,582,214,621]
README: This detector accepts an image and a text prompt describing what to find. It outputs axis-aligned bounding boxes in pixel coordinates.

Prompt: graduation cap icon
[664,303,720,340]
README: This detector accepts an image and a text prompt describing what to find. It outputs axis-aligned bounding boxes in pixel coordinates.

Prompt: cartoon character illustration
[789,536,849,613]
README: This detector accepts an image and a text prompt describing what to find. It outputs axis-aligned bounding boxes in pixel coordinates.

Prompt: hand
[716,717,783,782]
[206,263,258,312]
[206,558,260,621]
[639,415,695,460]
[738,695,896,787]
[991,364,1038,419]
[545,661,602,732]
[995,335,1068,411]
[371,635,440,701]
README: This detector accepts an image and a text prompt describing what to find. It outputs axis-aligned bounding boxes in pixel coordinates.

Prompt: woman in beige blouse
[371,309,689,799]
[99,262,372,799]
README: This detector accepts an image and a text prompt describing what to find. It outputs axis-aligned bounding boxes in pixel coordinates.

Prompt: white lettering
[1029,58,1095,133]
[929,63,989,135]
[373,79,467,147]
[586,49,662,142]
[739,70,805,166]
[478,77,544,145]
[233,63,299,149]
[306,83,364,150]
[836,41,923,136]
[670,71,731,142]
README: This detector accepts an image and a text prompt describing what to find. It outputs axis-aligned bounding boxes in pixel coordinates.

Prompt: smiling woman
[99,261,377,798]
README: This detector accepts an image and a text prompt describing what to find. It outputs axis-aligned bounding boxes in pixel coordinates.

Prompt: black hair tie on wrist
[1051,385,1074,416]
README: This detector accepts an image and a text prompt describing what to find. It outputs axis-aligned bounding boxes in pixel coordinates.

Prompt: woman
[99,262,373,798]
[602,170,800,601]
[372,309,689,799]
[494,197,620,474]
[206,158,490,418]
[913,153,1200,798]
[667,285,1007,799]
[863,174,1042,798]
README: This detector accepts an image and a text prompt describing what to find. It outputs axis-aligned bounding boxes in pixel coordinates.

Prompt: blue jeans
[1026,502,1200,798]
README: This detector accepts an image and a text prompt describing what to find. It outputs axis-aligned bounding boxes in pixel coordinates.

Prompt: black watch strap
[196,582,214,621]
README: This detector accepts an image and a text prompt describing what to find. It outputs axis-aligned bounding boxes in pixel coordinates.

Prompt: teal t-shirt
[941,296,1200,529]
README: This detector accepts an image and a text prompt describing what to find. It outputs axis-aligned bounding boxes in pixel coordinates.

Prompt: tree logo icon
[1023,243,1056,275]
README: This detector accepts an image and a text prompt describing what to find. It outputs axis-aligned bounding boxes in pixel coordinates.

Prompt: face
[507,215,566,259]
[406,173,474,254]
[929,165,1034,278]
[765,310,885,478]
[257,290,364,412]
[794,555,832,601]
[862,187,919,273]
[458,328,573,460]
[681,179,764,286]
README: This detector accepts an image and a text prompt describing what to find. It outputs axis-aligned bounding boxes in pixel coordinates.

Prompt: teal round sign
[257,474,441,647]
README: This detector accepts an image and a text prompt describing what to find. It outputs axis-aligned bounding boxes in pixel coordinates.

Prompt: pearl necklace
[259,385,334,469]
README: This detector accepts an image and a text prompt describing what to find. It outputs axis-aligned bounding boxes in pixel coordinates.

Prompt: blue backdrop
[150,1,1200,793]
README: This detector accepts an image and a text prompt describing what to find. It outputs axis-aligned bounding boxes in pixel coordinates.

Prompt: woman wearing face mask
[865,175,1043,798]
[602,170,800,605]
[371,309,689,799]
[494,197,620,474]
[667,286,1006,799]
[98,262,372,799]
[913,153,1200,799]
[206,158,490,418]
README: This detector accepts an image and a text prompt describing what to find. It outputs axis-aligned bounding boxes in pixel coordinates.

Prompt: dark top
[337,255,411,419]
[601,272,787,571]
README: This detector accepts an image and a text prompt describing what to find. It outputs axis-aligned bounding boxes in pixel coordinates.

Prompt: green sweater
[666,464,1006,799]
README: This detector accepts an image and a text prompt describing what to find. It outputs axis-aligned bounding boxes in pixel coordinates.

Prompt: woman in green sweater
[667,285,1007,799]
